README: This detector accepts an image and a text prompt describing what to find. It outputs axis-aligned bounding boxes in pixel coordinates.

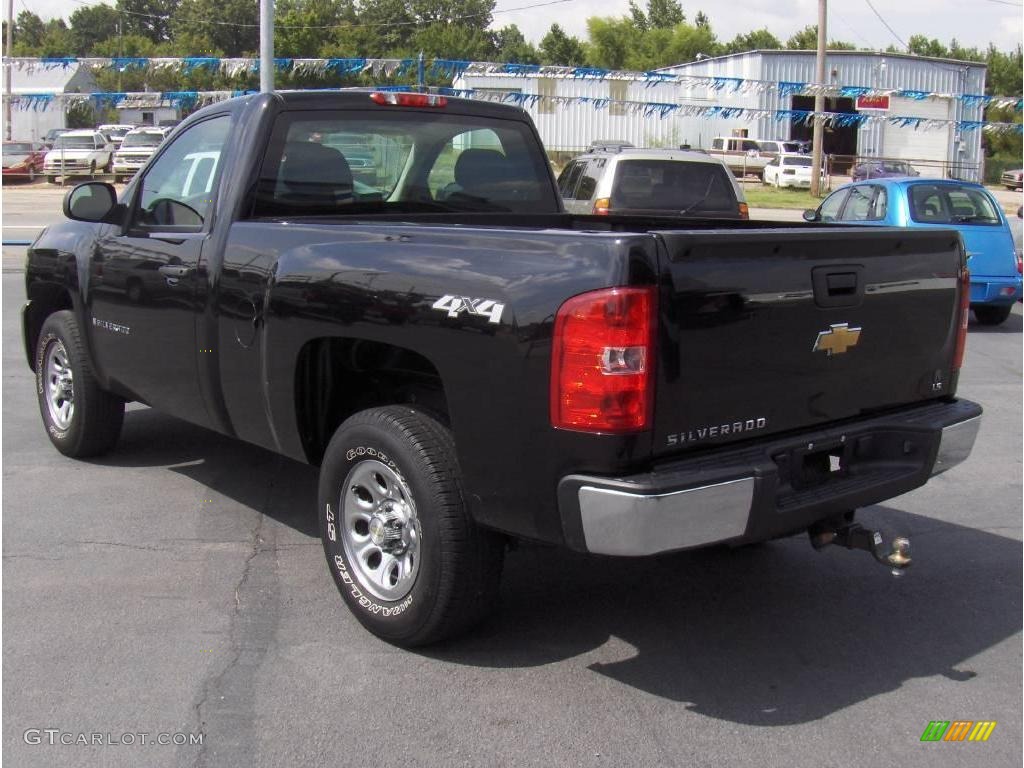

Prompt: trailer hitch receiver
[809,519,912,576]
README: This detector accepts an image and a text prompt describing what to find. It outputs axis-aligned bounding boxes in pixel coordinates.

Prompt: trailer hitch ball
[808,520,912,576]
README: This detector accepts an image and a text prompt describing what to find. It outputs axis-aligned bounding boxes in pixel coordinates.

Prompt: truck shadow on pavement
[93,409,1021,727]
[430,507,1022,726]
[969,311,1022,334]
[89,407,320,537]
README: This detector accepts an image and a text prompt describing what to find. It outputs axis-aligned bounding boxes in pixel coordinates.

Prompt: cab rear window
[908,184,1001,226]
[251,110,557,217]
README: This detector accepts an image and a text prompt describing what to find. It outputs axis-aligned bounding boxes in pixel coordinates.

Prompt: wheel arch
[23,282,74,371]
[293,336,450,466]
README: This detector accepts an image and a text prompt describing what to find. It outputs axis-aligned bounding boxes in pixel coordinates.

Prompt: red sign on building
[856,95,891,112]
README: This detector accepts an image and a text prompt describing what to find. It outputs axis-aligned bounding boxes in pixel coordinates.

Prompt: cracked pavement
[3,269,1021,767]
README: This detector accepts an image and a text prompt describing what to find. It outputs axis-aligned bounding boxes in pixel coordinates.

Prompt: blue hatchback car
[806,178,1022,325]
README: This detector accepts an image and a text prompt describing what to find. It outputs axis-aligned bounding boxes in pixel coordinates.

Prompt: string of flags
[5,56,1023,111]
[8,86,1022,135]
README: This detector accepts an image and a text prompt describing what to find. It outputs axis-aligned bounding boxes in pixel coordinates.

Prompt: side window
[760,142,779,153]
[840,186,874,221]
[576,160,602,201]
[136,115,230,231]
[870,187,887,220]
[818,189,849,222]
[557,161,584,199]
[712,138,724,150]
[741,140,759,152]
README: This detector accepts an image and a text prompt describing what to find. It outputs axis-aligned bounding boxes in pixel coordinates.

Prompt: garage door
[883,96,952,178]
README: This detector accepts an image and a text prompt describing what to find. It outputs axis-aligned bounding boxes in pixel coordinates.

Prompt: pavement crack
[189,459,282,768]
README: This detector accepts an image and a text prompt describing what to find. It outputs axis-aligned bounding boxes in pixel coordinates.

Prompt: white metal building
[8,64,99,141]
[115,95,182,126]
[455,50,988,181]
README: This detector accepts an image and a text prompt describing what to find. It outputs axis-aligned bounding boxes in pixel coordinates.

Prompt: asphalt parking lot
[2,185,1021,767]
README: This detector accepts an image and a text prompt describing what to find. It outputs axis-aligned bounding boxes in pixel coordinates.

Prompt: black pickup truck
[24,90,981,646]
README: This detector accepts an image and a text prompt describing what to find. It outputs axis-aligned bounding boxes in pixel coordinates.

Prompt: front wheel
[973,304,1013,325]
[318,406,504,647]
[35,311,124,457]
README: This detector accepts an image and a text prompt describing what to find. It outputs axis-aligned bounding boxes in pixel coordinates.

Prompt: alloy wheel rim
[339,458,420,602]
[44,340,74,430]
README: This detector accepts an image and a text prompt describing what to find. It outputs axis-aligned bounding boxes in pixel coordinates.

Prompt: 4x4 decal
[431,295,505,325]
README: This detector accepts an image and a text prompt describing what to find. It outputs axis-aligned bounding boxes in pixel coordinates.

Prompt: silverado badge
[813,323,861,356]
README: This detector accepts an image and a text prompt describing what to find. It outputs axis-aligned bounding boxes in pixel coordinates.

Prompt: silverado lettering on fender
[23,90,982,646]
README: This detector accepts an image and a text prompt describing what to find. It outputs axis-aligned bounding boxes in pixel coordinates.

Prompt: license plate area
[787,439,850,490]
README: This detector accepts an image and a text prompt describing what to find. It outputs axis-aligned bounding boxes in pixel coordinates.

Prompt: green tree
[646,0,684,28]
[69,4,121,56]
[585,16,637,69]
[173,0,258,57]
[539,23,587,66]
[492,25,539,64]
[275,0,351,57]
[724,28,781,54]
[117,0,178,43]
[786,25,855,51]
[14,10,46,49]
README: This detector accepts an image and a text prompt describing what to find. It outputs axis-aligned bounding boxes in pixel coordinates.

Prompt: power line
[983,0,1023,6]
[63,0,579,31]
[863,0,908,51]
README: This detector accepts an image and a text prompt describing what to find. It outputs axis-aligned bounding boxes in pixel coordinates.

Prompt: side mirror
[802,209,820,222]
[63,182,122,223]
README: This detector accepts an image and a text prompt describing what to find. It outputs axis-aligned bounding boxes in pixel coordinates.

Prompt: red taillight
[593,198,610,215]
[550,287,656,433]
[369,92,448,108]
[1016,253,1022,275]
[952,267,970,371]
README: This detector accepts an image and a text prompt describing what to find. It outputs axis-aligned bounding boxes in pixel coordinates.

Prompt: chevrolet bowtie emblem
[813,323,862,356]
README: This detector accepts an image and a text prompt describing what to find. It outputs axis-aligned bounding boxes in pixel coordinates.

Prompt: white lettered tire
[318,406,504,646]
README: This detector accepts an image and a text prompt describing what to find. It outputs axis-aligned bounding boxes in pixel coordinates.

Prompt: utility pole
[259,0,274,93]
[5,0,13,141]
[810,0,826,196]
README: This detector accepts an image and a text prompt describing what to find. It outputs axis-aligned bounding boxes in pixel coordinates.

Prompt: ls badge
[813,323,861,356]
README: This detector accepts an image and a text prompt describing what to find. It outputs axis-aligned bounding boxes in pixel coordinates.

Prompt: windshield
[103,127,132,138]
[122,132,163,148]
[252,110,558,216]
[4,143,33,154]
[908,184,1001,226]
[610,159,738,214]
[51,136,97,150]
[783,156,813,167]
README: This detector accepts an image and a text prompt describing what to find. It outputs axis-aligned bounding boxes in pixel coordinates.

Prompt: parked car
[112,127,168,182]
[762,154,826,189]
[97,124,136,148]
[43,130,114,182]
[558,147,748,218]
[708,135,770,178]
[27,90,981,646]
[2,140,47,182]
[805,178,1021,325]
[850,159,920,181]
[756,139,803,155]
[1000,168,1023,191]
[42,128,70,149]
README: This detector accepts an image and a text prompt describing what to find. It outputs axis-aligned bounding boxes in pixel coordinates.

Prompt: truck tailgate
[652,226,964,456]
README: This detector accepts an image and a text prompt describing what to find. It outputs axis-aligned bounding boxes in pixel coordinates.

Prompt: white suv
[43,130,114,182]
[558,147,748,219]
[112,127,168,183]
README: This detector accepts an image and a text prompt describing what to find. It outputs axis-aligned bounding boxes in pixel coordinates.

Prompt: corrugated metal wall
[457,52,987,180]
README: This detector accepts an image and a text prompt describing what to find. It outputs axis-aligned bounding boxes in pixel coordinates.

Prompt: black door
[88,114,231,426]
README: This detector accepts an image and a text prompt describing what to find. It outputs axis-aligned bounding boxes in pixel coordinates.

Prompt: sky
[24,0,1024,55]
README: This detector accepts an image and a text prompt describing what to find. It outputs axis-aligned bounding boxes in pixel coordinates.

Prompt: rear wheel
[973,304,1013,326]
[88,160,96,178]
[35,311,124,457]
[46,175,57,184]
[318,406,504,646]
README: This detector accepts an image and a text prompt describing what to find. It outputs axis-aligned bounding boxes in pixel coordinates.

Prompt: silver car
[557,147,748,219]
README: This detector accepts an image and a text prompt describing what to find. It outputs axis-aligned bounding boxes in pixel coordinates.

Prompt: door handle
[158,264,192,279]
